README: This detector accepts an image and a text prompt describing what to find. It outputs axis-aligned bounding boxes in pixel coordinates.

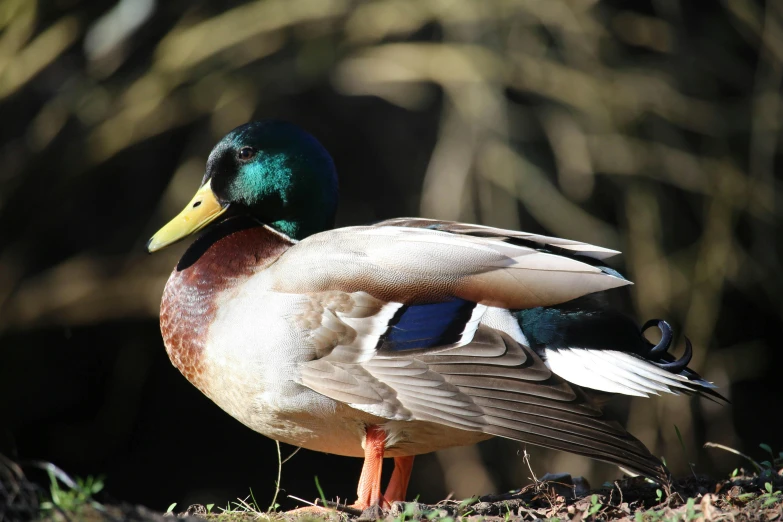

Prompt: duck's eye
[238,147,256,160]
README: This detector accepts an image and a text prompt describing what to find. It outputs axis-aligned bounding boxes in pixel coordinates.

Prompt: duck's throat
[159,217,291,389]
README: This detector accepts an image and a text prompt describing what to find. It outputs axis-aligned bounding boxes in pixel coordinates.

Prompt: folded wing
[272,224,665,480]
[299,325,666,480]
[271,225,629,309]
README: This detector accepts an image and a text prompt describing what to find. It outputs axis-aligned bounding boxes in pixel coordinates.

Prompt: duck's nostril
[192,201,202,208]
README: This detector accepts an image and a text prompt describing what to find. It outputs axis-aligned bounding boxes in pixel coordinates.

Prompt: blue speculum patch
[380,298,477,351]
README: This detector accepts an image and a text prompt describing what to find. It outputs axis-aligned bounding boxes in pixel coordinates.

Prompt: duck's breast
[204,281,374,453]
[160,222,288,386]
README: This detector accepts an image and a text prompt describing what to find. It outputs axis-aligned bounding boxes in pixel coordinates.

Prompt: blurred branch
[0,16,80,100]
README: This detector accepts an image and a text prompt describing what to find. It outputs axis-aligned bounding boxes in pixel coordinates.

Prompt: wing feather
[298,326,667,480]
[272,220,668,479]
[374,218,621,261]
[273,225,629,309]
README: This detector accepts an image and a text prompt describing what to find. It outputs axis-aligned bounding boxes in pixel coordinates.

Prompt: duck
[147,120,723,510]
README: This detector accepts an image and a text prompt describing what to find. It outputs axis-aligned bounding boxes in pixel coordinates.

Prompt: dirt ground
[5,460,782,522]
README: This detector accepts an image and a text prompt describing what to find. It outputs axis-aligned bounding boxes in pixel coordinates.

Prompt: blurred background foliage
[1,0,781,512]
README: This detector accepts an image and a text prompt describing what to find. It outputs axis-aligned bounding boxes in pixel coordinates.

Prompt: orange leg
[352,425,388,510]
[384,456,415,502]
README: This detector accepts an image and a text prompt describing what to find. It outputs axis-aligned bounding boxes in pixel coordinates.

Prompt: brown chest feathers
[159,219,292,389]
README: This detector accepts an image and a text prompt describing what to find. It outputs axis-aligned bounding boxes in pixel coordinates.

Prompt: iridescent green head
[148,121,338,252]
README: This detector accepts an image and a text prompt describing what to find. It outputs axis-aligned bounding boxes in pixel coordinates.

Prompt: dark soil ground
[3,456,782,522]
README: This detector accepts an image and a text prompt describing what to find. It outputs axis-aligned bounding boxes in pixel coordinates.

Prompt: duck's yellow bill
[147,180,228,253]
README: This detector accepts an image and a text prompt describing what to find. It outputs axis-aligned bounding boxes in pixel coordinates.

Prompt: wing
[270,224,630,309]
[299,325,666,480]
[371,220,724,403]
[373,217,621,261]
[270,224,664,479]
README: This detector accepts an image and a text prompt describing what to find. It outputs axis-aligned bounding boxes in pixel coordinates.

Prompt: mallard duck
[147,121,722,510]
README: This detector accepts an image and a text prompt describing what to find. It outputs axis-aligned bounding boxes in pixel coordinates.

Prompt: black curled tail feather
[641,319,693,373]
[638,319,728,403]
